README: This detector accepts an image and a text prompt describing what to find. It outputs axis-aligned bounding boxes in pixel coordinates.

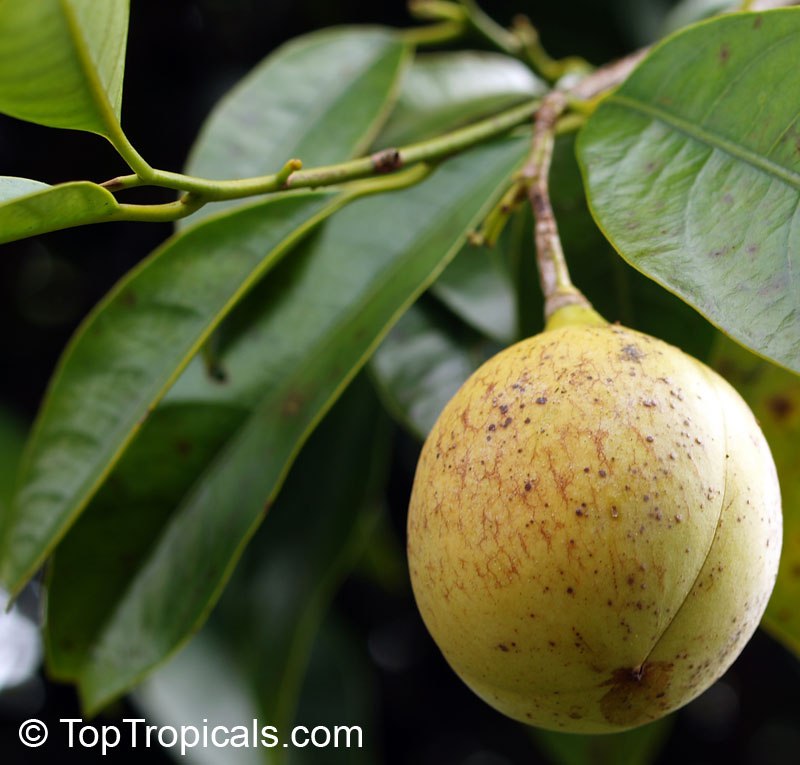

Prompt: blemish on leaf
[719,43,730,64]
[767,394,794,421]
[281,390,306,417]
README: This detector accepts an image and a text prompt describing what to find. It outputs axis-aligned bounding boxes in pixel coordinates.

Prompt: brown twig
[520,92,593,320]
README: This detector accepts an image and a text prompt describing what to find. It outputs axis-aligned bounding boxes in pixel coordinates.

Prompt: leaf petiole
[100,98,540,205]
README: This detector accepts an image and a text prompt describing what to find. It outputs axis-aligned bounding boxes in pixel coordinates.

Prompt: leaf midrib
[76,141,525,710]
[609,93,800,190]
[4,192,341,593]
[58,0,120,136]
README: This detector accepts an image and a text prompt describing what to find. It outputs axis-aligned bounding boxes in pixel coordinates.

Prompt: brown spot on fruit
[621,344,645,362]
[600,662,673,725]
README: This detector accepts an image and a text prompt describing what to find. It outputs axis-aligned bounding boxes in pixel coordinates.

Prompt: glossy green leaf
[432,238,517,344]
[0,408,26,541]
[577,9,800,374]
[3,19,413,591]
[45,401,246,680]
[0,181,120,244]
[554,136,717,362]
[0,0,129,135]
[44,135,527,711]
[371,299,501,439]
[532,718,672,765]
[710,336,800,657]
[183,27,410,223]
[209,378,388,738]
[0,191,341,593]
[129,381,385,764]
[375,50,545,148]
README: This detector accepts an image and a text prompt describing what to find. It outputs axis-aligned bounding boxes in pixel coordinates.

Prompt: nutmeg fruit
[407,310,781,733]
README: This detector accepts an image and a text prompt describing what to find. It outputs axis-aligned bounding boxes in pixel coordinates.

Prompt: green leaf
[129,380,386,764]
[432,238,517,344]
[0,181,121,244]
[0,0,129,136]
[0,408,26,541]
[577,9,800,374]
[183,27,410,223]
[3,20,413,591]
[532,718,672,765]
[709,336,800,658]
[210,377,389,736]
[371,298,501,439]
[44,135,528,711]
[0,191,342,594]
[44,401,246,681]
[553,136,717,362]
[375,50,545,148]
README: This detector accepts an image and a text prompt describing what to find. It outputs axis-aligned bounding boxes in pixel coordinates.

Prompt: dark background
[1,1,799,763]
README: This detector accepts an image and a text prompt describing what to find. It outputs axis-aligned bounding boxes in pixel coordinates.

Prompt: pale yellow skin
[407,323,782,733]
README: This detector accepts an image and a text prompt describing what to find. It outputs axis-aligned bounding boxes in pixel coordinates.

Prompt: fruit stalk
[521,92,603,328]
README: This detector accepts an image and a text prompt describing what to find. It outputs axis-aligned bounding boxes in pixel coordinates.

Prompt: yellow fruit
[407,316,781,733]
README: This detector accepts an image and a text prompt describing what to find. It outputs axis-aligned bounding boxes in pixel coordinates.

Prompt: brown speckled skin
[407,324,781,733]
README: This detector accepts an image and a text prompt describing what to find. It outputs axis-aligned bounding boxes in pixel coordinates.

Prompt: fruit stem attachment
[521,93,602,328]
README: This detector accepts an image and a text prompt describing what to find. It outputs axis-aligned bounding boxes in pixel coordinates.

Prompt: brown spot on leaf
[281,390,306,417]
[767,394,794,421]
[719,43,730,64]
[600,662,674,725]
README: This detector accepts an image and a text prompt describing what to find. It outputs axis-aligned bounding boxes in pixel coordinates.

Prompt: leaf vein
[610,94,800,190]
